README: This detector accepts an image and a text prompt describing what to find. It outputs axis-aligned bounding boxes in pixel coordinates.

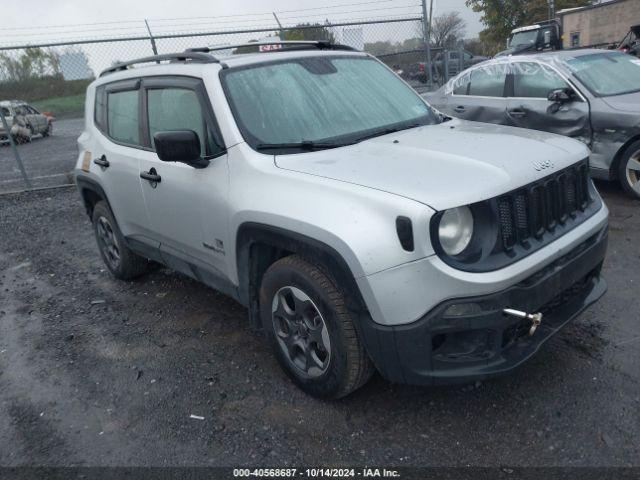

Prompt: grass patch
[32,94,85,119]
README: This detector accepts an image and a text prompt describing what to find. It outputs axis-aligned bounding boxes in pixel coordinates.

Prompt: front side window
[147,88,211,155]
[221,56,437,150]
[512,62,569,98]
[107,90,139,145]
[467,64,507,97]
[565,52,640,96]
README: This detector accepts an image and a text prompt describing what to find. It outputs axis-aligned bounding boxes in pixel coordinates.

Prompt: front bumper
[358,225,608,385]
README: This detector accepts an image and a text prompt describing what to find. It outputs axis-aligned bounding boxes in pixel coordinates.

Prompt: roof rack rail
[186,40,357,54]
[100,52,219,77]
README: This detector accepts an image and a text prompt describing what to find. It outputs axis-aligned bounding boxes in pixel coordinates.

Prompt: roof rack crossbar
[100,52,219,77]
[186,40,357,54]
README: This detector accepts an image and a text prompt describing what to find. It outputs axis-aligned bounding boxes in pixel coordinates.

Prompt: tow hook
[503,309,543,336]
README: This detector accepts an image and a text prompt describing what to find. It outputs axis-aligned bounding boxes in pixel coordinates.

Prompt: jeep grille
[497,161,591,251]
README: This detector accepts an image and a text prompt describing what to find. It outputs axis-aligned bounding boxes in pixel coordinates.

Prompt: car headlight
[438,206,474,256]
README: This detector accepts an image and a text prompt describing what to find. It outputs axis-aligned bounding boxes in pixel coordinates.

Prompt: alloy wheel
[271,286,331,378]
[625,149,640,194]
[96,216,121,270]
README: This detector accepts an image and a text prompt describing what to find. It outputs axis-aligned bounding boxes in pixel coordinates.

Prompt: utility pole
[421,0,434,88]
[548,0,555,20]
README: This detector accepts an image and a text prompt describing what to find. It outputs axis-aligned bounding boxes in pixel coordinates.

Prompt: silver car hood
[274,119,589,211]
[601,91,640,113]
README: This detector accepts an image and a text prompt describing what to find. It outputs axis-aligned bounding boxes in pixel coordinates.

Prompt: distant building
[59,52,94,80]
[558,0,640,48]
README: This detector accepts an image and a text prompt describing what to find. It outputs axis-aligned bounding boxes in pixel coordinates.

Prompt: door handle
[508,108,526,117]
[93,155,110,168]
[140,168,161,187]
[453,105,466,113]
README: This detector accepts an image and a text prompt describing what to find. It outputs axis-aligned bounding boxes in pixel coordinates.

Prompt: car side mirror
[154,130,208,168]
[547,88,573,103]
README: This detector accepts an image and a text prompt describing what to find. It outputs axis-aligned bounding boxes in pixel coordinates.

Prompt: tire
[617,140,640,200]
[92,201,151,280]
[259,255,374,399]
[42,123,52,137]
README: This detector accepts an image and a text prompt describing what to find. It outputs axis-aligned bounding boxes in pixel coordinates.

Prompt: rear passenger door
[506,61,591,143]
[137,76,230,278]
[445,63,510,124]
[92,80,154,244]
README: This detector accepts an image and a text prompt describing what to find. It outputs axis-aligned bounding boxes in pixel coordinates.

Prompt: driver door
[506,61,591,145]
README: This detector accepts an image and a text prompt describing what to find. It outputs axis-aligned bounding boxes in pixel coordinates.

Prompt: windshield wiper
[353,123,423,143]
[255,140,352,151]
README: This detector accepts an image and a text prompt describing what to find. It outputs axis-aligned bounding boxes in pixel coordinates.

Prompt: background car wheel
[260,255,374,399]
[92,201,152,280]
[618,140,640,200]
[42,123,52,137]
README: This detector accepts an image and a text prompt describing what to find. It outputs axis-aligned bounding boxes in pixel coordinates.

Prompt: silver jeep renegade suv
[75,42,609,398]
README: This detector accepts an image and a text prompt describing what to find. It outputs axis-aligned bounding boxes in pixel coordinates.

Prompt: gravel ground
[0,118,81,193]
[0,182,638,467]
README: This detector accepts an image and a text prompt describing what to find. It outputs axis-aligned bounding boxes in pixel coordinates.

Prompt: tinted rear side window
[468,64,507,97]
[107,90,139,145]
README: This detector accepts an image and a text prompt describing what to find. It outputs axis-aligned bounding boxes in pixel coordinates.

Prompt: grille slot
[497,162,591,251]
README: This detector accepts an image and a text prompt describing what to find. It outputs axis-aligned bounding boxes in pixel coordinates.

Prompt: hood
[602,92,640,113]
[274,119,589,211]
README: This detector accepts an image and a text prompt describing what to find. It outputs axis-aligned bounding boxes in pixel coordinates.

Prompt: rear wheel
[618,140,640,200]
[42,122,52,137]
[92,201,151,280]
[260,255,374,399]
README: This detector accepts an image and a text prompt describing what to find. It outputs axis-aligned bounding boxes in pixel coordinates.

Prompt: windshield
[221,56,437,151]
[509,29,538,47]
[565,52,640,96]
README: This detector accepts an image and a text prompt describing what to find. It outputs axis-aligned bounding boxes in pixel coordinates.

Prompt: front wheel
[260,255,374,399]
[92,201,152,280]
[42,123,52,137]
[618,140,640,199]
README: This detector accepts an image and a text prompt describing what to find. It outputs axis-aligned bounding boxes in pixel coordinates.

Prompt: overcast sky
[0,0,482,46]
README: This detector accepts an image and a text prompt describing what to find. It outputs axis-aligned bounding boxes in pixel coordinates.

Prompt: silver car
[426,50,640,198]
[74,43,608,398]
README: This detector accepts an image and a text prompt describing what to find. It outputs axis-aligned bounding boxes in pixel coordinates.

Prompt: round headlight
[438,206,474,256]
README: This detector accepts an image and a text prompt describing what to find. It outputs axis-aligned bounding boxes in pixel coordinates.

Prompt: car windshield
[509,30,538,47]
[565,52,640,96]
[221,55,437,151]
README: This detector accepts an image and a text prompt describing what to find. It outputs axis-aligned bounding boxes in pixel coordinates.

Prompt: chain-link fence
[0,16,462,193]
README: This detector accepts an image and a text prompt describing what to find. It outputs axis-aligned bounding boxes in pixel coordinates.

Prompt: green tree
[282,22,336,43]
[466,0,592,54]
[0,47,61,82]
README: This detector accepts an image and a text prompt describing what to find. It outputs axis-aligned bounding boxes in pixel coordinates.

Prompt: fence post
[0,107,32,190]
[443,49,449,83]
[421,0,433,88]
[145,19,159,56]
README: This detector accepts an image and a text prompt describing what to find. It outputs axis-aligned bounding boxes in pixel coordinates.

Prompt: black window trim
[93,75,226,158]
[140,75,226,160]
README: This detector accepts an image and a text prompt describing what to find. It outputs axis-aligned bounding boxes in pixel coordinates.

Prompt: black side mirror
[154,130,208,168]
[547,88,573,103]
